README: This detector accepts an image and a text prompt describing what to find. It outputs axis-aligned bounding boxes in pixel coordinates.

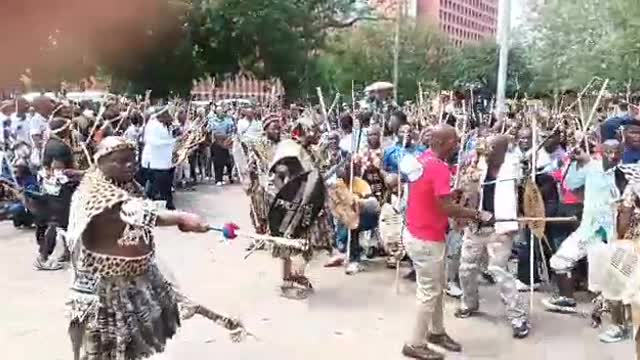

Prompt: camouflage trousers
[459,227,527,323]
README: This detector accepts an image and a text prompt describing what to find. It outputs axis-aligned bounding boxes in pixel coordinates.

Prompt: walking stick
[345,119,363,269]
[393,132,409,294]
[529,114,540,311]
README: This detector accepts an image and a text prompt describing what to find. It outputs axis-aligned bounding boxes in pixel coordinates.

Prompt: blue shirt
[208,115,235,137]
[623,148,640,164]
[383,143,425,174]
[565,160,618,242]
[601,114,632,140]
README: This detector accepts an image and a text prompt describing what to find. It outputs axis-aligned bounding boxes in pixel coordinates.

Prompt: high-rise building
[369,0,499,46]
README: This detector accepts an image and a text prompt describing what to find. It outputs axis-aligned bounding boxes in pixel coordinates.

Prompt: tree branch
[323,15,387,29]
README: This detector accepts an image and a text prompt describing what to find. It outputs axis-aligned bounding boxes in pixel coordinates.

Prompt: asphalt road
[0,184,634,359]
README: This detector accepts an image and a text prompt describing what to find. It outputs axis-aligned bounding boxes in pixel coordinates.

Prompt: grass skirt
[67,264,180,360]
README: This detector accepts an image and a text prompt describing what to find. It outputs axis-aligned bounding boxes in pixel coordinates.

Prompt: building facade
[370,0,499,46]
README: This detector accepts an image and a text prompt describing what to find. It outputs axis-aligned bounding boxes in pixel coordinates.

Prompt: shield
[25,181,78,226]
[268,170,325,239]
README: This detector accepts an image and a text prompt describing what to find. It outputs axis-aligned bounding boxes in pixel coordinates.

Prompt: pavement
[0,183,635,359]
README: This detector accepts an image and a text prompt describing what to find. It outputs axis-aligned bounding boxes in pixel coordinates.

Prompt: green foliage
[320,22,454,102]
[190,0,371,101]
[452,41,533,98]
[10,0,640,100]
[525,0,640,94]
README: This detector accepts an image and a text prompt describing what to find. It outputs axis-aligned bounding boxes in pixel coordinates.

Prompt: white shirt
[339,129,368,153]
[29,113,48,138]
[141,118,176,170]
[237,118,262,141]
[0,114,8,144]
[10,113,30,144]
[124,125,141,144]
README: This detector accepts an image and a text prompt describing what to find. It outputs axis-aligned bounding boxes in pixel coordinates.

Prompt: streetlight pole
[392,0,403,103]
[495,0,511,120]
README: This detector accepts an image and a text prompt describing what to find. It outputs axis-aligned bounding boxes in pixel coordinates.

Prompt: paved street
[0,184,635,360]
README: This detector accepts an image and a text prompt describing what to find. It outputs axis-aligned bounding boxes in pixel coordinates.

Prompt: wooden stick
[328,92,340,116]
[563,77,598,112]
[585,78,609,134]
[316,87,331,131]
[351,80,356,113]
[438,91,445,125]
[529,114,538,311]
[494,216,577,222]
[453,103,468,189]
[394,259,401,294]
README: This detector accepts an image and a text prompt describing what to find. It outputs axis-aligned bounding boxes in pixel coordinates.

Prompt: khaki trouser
[404,230,446,345]
[459,228,527,323]
[631,304,640,360]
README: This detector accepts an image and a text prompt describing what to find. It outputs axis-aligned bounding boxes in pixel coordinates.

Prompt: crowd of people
[0,88,639,360]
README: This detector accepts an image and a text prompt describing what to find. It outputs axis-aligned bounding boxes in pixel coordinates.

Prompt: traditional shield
[25,181,78,226]
[268,170,325,239]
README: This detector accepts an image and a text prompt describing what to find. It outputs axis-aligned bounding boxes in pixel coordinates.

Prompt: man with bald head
[455,134,531,339]
[401,124,490,360]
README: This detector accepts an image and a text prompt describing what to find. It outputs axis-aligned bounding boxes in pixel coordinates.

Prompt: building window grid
[439,0,497,42]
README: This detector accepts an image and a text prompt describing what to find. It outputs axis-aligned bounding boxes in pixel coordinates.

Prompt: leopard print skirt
[270,207,334,262]
[68,250,180,360]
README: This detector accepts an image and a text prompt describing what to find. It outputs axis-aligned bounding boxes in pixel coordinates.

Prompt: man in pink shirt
[402,125,490,360]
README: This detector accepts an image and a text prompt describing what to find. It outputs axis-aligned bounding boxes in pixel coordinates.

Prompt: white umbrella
[364,81,394,92]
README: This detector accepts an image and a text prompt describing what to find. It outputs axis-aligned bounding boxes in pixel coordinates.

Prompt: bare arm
[436,194,479,220]
[156,210,209,232]
[156,210,188,227]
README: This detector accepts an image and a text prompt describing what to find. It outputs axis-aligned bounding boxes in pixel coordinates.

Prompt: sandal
[280,276,314,300]
[290,275,314,291]
[34,258,64,271]
[280,283,312,300]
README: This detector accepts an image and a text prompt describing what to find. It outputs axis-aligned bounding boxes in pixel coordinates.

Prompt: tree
[320,22,454,102]
[524,0,640,94]
[452,41,534,98]
[190,0,377,101]
[1,0,198,97]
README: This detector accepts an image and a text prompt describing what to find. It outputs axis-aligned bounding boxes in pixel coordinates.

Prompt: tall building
[369,0,499,46]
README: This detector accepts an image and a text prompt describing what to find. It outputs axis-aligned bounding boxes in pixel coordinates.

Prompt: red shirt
[406,150,451,242]
[551,156,583,205]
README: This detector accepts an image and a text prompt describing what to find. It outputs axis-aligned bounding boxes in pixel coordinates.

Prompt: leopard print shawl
[66,168,145,260]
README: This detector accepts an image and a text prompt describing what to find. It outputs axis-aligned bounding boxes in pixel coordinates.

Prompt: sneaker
[542,295,577,313]
[599,325,630,343]
[445,282,463,298]
[401,344,444,360]
[345,262,362,275]
[512,319,530,339]
[216,181,223,186]
[516,280,541,292]
[428,333,462,352]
